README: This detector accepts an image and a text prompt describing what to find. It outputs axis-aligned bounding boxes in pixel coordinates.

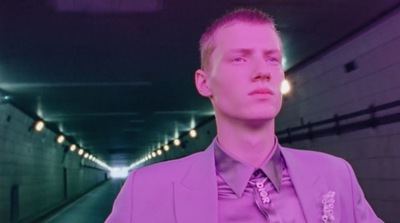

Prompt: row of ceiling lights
[33,120,111,170]
[129,129,198,169]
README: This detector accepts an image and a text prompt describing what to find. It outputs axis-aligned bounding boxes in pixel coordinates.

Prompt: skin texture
[195,22,285,167]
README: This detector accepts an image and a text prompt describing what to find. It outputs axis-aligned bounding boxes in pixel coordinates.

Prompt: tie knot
[249,169,268,187]
[253,169,265,178]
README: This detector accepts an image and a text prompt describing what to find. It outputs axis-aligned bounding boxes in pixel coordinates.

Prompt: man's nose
[251,60,271,82]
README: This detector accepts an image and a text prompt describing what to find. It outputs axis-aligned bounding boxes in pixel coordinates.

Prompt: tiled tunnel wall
[0,103,108,223]
[274,9,400,222]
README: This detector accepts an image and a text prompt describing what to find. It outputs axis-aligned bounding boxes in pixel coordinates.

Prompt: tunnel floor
[39,179,124,223]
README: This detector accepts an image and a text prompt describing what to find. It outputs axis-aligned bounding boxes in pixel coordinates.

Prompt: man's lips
[248,88,274,96]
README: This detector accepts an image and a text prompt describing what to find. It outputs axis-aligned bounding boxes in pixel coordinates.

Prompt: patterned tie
[249,169,283,222]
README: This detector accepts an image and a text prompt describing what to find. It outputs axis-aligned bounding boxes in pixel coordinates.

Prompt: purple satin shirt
[215,139,307,222]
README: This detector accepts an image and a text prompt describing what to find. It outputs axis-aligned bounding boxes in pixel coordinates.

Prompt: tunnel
[1,1,400,222]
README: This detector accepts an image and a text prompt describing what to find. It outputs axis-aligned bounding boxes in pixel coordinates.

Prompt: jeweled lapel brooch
[321,191,335,222]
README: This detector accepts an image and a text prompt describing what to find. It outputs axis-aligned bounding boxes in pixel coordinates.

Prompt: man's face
[198,22,284,123]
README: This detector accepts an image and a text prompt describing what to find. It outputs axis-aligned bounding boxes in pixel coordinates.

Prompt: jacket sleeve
[105,170,136,223]
[345,161,384,223]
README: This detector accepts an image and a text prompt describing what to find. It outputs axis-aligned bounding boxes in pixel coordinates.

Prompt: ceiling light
[89,154,93,160]
[78,149,84,156]
[173,138,181,146]
[189,129,197,138]
[163,145,170,151]
[34,121,45,132]
[157,149,162,156]
[281,79,291,95]
[151,152,156,158]
[56,135,65,144]
[69,144,77,152]
[148,154,151,159]
[51,0,163,13]
[84,153,89,158]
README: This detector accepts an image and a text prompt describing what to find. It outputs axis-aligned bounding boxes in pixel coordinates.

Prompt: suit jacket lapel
[174,143,218,223]
[280,147,326,223]
[173,143,329,222]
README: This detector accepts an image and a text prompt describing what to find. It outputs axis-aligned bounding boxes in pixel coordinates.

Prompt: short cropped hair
[199,8,279,71]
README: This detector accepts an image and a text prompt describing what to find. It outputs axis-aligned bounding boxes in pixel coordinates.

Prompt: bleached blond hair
[199,8,280,71]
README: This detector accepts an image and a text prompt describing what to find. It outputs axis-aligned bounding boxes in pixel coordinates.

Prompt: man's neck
[216,117,276,167]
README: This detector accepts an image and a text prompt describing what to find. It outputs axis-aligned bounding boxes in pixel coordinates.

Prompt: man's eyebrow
[227,48,253,54]
[226,48,281,55]
[263,49,281,55]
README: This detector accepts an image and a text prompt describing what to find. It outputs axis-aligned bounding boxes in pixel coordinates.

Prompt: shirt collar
[214,137,283,197]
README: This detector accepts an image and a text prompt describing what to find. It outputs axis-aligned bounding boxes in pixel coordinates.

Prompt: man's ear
[195,69,212,97]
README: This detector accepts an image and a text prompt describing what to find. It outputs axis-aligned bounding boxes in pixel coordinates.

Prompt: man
[106,8,382,222]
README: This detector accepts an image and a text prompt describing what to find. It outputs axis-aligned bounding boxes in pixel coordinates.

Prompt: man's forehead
[213,22,282,51]
[215,21,273,36]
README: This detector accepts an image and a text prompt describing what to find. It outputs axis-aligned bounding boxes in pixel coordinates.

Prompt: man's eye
[232,57,245,62]
[266,57,280,63]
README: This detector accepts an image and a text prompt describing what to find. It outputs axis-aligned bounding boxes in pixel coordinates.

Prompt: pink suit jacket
[106,142,383,223]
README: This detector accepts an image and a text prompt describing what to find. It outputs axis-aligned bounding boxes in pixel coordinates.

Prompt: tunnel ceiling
[0,0,399,166]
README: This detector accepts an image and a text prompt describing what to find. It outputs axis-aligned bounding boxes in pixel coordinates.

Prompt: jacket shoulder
[281,146,352,175]
[282,146,347,163]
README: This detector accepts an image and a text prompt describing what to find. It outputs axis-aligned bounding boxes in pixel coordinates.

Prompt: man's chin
[246,110,279,120]
[243,116,276,127]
